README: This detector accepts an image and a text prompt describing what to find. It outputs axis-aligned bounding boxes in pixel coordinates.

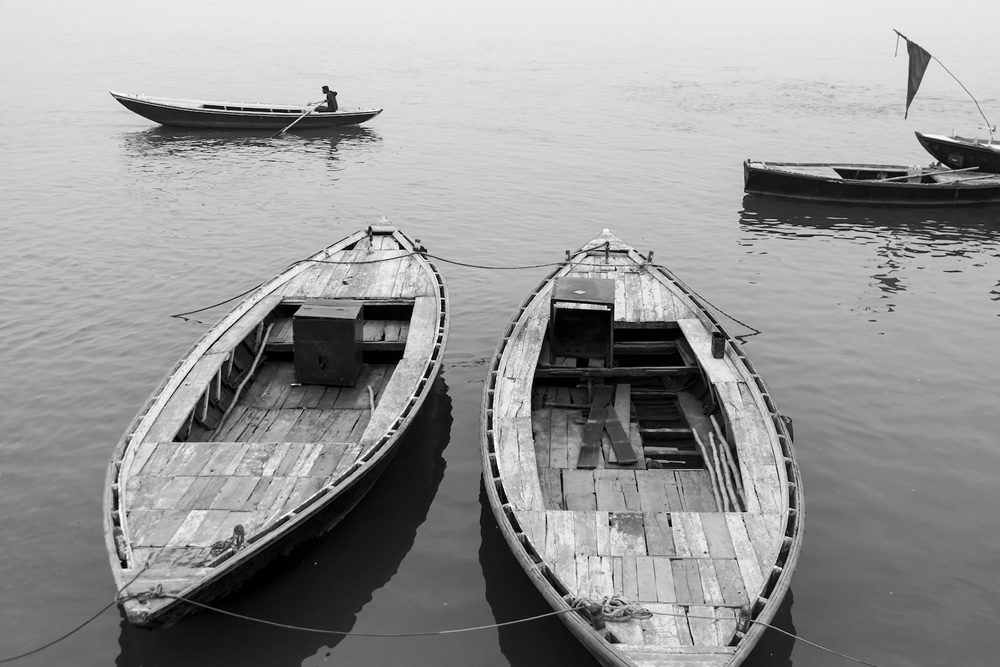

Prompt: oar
[878,165,978,182]
[272,101,324,138]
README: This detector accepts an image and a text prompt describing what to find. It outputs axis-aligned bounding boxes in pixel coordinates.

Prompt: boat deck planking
[108,225,450,627]
[484,230,801,665]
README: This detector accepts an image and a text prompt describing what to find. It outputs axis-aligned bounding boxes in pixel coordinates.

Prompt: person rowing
[320,85,338,112]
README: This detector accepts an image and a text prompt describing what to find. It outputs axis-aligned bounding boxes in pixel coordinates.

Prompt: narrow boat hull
[110,91,381,130]
[744,159,1000,205]
[916,131,1000,173]
[481,230,803,666]
[104,224,448,628]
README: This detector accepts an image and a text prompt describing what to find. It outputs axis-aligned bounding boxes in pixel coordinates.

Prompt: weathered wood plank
[636,556,658,602]
[697,559,725,605]
[713,559,749,606]
[671,559,704,604]
[675,512,710,558]
[676,319,737,384]
[700,513,737,559]
[653,557,678,603]
[636,472,672,513]
[574,511,598,556]
[639,602,681,646]
[578,385,613,468]
[725,513,764,599]
[538,467,563,510]
[210,477,261,510]
[687,605,718,647]
[608,512,647,556]
[548,408,570,469]
[622,555,640,602]
[562,470,597,511]
[643,512,675,556]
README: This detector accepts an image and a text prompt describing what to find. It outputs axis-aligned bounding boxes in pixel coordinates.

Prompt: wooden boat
[481,230,803,666]
[109,91,382,130]
[104,222,448,628]
[915,131,1000,173]
[744,159,1000,205]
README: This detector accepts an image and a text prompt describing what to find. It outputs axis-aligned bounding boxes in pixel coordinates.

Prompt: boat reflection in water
[120,125,382,160]
[116,375,451,666]
[740,195,1000,302]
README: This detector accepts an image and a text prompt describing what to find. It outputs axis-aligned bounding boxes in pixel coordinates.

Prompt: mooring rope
[0,586,880,666]
[0,565,149,665]
[168,250,759,336]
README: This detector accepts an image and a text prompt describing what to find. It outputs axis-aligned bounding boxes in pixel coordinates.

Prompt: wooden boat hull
[110,91,381,130]
[481,230,803,666]
[744,159,1000,205]
[915,131,1000,173]
[104,223,448,628]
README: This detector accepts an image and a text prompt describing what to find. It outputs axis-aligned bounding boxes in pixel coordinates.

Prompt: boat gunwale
[480,232,803,665]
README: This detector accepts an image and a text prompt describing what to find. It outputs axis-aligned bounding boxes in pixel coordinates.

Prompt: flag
[903,37,932,118]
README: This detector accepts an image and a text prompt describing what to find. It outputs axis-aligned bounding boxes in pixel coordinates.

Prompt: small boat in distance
[915,131,1000,173]
[105,222,448,628]
[110,91,382,130]
[744,159,1000,205]
[481,230,803,666]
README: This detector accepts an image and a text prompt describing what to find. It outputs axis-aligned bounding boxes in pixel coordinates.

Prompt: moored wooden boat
[915,131,1000,173]
[109,91,382,130]
[481,230,803,666]
[744,158,1000,205]
[104,222,448,628]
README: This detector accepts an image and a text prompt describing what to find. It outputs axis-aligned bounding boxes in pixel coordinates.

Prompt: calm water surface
[2,1,1000,665]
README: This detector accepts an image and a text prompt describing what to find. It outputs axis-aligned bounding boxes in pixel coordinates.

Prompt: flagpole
[894,29,994,140]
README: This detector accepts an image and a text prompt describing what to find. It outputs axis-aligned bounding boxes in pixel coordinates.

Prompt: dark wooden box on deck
[549,277,615,366]
[292,301,363,386]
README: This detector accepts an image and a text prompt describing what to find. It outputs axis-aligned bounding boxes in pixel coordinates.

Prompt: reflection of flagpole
[894,29,994,139]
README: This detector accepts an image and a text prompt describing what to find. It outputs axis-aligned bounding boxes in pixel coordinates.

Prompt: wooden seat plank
[573,510,598,556]
[676,320,737,384]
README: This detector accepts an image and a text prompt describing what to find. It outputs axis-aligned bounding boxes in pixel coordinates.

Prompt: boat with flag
[894,30,1000,172]
[915,131,1000,173]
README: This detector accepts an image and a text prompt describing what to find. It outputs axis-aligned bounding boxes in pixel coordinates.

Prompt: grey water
[2,1,1000,665]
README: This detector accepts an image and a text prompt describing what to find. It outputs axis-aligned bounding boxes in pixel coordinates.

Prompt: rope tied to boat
[0,581,883,666]
[572,595,652,622]
[209,524,245,558]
